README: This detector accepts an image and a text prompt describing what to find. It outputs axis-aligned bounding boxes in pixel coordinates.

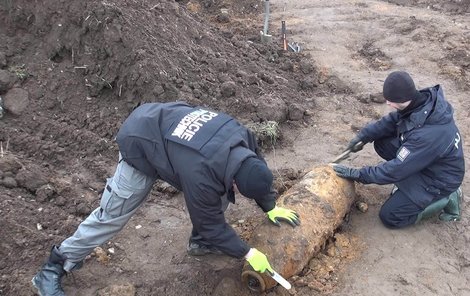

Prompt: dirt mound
[0,0,347,164]
[0,0,346,295]
[1,0,469,295]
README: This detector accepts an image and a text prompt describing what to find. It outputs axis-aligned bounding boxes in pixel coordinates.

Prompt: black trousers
[190,194,230,244]
[374,137,422,228]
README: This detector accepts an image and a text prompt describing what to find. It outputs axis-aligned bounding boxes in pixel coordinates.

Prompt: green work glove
[245,248,273,273]
[267,206,300,227]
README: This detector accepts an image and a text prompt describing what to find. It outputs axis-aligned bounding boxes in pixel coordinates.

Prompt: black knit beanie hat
[383,71,420,103]
[234,157,273,199]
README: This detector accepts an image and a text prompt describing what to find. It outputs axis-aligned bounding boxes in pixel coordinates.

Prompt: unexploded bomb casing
[242,165,356,292]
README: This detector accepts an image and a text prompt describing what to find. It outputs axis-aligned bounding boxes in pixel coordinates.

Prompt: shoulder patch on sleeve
[397,146,410,162]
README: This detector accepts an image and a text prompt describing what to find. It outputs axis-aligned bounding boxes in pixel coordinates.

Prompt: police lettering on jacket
[171,109,219,141]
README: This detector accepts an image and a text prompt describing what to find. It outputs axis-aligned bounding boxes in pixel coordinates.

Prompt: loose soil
[0,0,469,295]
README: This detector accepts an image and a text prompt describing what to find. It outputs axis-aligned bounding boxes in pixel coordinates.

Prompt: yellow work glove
[267,206,300,227]
[245,248,273,273]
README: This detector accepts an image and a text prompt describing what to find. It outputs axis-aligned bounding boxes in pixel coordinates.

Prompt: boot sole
[187,248,224,256]
[439,214,461,221]
[187,245,224,256]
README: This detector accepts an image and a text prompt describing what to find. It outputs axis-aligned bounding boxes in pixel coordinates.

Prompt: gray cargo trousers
[60,154,157,271]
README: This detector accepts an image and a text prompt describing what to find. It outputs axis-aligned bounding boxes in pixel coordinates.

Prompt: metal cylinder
[0,96,3,119]
[263,0,270,35]
[241,165,356,292]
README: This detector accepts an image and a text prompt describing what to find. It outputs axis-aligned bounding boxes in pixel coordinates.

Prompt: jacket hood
[425,85,454,125]
[406,85,453,129]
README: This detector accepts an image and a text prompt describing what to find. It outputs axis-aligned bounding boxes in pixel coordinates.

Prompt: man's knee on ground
[379,207,411,229]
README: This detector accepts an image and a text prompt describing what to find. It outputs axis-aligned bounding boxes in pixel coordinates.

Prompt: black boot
[187,230,223,256]
[187,240,224,256]
[32,245,66,296]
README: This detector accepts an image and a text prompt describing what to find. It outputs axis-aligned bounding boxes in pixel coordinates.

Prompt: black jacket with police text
[116,102,276,258]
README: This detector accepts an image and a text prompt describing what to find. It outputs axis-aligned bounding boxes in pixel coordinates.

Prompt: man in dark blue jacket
[333,71,465,228]
[32,102,300,296]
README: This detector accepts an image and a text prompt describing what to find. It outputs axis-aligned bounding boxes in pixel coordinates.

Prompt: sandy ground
[268,0,470,295]
[0,0,469,295]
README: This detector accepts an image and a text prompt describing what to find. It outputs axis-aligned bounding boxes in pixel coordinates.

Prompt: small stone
[355,201,368,212]
[3,88,29,115]
[93,247,110,264]
[75,203,90,216]
[220,81,236,98]
[36,184,55,202]
[288,103,305,121]
[2,176,17,188]
[0,70,15,93]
